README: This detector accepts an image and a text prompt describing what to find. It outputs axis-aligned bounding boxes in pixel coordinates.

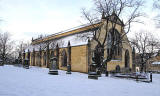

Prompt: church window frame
[106,28,122,60]
[61,49,67,67]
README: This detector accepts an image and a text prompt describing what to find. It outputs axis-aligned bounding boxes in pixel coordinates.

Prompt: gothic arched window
[125,50,130,68]
[43,52,47,66]
[107,28,122,60]
[50,51,55,58]
[61,49,67,67]
[36,53,39,66]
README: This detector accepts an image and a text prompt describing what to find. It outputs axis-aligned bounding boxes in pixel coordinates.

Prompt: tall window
[36,53,39,66]
[43,52,47,66]
[107,29,122,60]
[107,32,112,56]
[125,50,130,68]
[37,53,41,66]
[50,51,55,58]
[61,49,67,67]
[32,53,35,66]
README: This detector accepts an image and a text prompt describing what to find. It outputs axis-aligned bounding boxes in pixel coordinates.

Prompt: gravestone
[88,63,98,80]
[66,64,71,74]
[49,57,58,75]
[23,59,29,69]
[88,71,98,79]
[115,65,120,73]
[97,68,101,77]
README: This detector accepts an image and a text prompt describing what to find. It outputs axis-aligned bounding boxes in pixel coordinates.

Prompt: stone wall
[70,45,88,73]
[58,45,88,73]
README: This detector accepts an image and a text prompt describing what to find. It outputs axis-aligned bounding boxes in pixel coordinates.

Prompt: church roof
[25,13,124,53]
[31,12,124,45]
[25,31,93,52]
[31,21,101,45]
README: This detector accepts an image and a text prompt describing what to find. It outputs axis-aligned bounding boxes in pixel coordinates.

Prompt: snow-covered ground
[0,65,160,96]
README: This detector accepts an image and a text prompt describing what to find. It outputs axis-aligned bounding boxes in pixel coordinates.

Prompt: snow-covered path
[0,65,160,96]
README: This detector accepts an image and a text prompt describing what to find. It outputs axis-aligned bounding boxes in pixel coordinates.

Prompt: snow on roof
[25,32,92,52]
[57,33,89,48]
[25,45,38,52]
[110,60,121,62]
[152,62,160,65]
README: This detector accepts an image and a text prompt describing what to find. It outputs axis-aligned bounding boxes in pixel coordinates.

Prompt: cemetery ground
[0,65,160,96]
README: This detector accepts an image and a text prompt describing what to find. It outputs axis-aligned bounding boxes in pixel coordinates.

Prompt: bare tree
[81,0,144,74]
[153,0,160,27]
[153,0,160,10]
[15,41,30,63]
[0,32,14,64]
[16,41,30,53]
[130,31,159,72]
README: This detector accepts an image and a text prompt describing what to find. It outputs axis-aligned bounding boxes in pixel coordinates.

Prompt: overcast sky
[0,0,159,43]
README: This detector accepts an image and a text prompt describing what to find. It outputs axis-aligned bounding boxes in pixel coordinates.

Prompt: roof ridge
[32,20,101,43]
[44,20,101,39]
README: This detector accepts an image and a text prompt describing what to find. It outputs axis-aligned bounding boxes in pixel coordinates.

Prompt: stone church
[23,13,133,73]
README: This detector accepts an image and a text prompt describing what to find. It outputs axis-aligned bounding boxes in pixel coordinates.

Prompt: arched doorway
[125,50,130,68]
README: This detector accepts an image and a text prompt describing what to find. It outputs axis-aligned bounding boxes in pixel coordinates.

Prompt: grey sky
[0,0,159,43]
